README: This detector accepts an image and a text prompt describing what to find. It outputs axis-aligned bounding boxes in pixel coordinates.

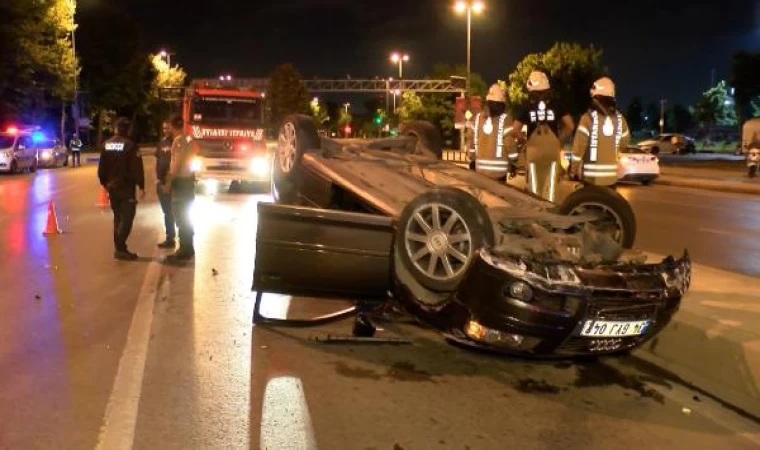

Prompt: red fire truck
[182,78,270,193]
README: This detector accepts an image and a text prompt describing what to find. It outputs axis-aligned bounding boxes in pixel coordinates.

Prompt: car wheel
[29,159,37,173]
[272,115,321,204]
[640,178,653,186]
[749,165,758,178]
[396,188,495,292]
[558,185,637,249]
[650,147,660,156]
[399,121,443,159]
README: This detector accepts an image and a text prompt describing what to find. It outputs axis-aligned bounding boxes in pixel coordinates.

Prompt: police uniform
[518,72,570,203]
[571,77,630,186]
[70,136,83,167]
[97,129,144,258]
[155,136,176,246]
[470,84,517,180]
[165,132,199,260]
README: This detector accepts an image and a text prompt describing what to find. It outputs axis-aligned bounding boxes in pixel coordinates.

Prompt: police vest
[578,110,623,184]
[473,113,514,176]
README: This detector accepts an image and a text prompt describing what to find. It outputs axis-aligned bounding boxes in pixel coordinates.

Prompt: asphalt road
[0,161,759,450]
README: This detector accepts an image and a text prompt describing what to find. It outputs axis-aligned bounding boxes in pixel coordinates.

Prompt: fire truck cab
[183,79,270,193]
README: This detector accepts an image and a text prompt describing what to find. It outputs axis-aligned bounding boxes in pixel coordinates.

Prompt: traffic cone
[96,187,109,208]
[43,201,62,235]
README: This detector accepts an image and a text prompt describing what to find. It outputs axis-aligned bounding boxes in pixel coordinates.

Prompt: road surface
[0,160,758,450]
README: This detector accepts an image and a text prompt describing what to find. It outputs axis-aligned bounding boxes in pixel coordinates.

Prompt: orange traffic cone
[96,187,109,208]
[43,201,62,235]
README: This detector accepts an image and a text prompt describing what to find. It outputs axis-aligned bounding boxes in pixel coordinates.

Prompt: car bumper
[195,157,271,183]
[618,165,660,182]
[449,249,690,356]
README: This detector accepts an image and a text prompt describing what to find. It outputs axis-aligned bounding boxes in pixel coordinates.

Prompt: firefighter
[570,77,630,186]
[162,115,199,262]
[470,83,517,180]
[97,118,145,260]
[70,133,83,167]
[512,71,575,202]
[156,120,176,248]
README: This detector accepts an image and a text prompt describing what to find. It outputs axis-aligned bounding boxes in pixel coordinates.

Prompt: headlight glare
[190,157,202,172]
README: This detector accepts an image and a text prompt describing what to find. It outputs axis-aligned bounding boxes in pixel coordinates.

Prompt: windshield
[0,136,15,149]
[190,96,263,126]
[38,139,59,148]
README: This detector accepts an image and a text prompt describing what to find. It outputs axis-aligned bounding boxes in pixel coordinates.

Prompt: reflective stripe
[614,112,623,150]
[477,166,509,172]
[590,111,599,162]
[621,130,629,138]
[473,113,481,154]
[584,171,618,177]
[503,126,513,134]
[578,126,590,136]
[477,160,509,165]
[548,161,557,202]
[496,114,507,158]
[529,163,537,194]
[507,153,518,159]
[584,164,618,170]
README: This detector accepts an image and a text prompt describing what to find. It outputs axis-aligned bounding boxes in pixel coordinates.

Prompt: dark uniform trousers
[171,177,195,252]
[156,183,176,240]
[108,189,137,252]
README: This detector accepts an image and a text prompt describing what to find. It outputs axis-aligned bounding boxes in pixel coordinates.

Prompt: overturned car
[253,116,691,356]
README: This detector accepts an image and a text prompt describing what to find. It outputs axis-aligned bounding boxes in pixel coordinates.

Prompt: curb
[654,177,760,195]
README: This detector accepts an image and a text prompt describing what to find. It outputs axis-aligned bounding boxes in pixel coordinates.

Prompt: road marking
[95,260,166,450]
[260,376,317,450]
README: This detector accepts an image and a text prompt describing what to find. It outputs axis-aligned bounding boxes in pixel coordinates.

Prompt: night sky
[96,0,759,107]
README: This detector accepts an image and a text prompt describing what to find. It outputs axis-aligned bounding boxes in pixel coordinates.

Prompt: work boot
[157,239,176,249]
[114,250,138,261]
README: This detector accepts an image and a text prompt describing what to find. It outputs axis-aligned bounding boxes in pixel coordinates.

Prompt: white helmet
[486,83,506,103]
[526,71,550,92]
[591,77,616,98]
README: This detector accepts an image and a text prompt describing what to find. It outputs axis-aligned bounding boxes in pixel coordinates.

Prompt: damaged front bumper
[450,248,691,356]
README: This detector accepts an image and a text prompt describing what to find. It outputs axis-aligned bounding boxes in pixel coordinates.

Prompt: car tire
[272,115,321,204]
[399,121,443,159]
[396,187,495,292]
[640,178,653,186]
[557,185,637,249]
[749,165,758,178]
[650,147,660,156]
[29,159,37,173]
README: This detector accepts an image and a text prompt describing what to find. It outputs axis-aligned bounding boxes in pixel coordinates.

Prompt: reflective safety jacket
[572,110,630,186]
[471,112,516,179]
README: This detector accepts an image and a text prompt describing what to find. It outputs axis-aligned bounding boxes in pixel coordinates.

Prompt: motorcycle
[748,148,760,178]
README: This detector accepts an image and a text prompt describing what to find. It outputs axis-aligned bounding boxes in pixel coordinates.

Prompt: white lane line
[95,261,166,450]
[260,376,317,450]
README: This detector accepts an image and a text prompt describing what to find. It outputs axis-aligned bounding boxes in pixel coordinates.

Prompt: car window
[17,137,31,149]
[0,136,15,149]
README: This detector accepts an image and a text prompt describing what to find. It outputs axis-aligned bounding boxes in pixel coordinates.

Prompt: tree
[142,53,187,140]
[0,0,78,128]
[266,64,310,132]
[692,80,737,127]
[626,97,644,132]
[309,97,329,128]
[78,6,155,144]
[667,104,695,132]
[506,42,606,118]
[731,52,760,123]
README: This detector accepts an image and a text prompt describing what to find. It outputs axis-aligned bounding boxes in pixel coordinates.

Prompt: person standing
[155,121,176,248]
[571,77,630,186]
[70,133,83,167]
[163,115,199,262]
[97,117,145,260]
[470,83,517,180]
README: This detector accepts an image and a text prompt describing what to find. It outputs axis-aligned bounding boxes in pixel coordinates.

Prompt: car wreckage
[252,115,692,356]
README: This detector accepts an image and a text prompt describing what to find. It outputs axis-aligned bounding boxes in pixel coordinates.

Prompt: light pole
[454,1,485,95]
[392,89,401,112]
[69,0,79,142]
[344,102,351,114]
[159,49,175,67]
[390,52,410,79]
[660,99,667,135]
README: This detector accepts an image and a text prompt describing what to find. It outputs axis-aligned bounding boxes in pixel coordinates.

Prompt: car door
[253,202,394,299]
[16,136,31,168]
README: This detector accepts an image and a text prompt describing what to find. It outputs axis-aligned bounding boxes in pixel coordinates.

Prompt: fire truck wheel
[272,115,321,204]
[557,185,637,249]
[400,121,443,159]
[396,188,494,292]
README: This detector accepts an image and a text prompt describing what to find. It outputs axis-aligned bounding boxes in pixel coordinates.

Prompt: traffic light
[373,112,383,126]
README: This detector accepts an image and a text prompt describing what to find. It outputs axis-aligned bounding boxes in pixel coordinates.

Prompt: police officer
[162,115,199,262]
[513,71,575,202]
[97,117,145,260]
[571,77,630,186]
[70,133,83,167]
[470,83,517,180]
[155,120,176,248]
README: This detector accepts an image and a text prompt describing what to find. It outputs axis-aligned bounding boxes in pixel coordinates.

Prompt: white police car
[0,127,40,174]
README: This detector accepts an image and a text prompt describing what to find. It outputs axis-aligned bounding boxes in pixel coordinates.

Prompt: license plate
[580,320,649,337]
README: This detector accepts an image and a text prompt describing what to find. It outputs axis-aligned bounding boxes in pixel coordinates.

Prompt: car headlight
[190,157,202,172]
[0,151,10,158]
[249,157,269,176]
[41,150,52,159]
[545,264,582,285]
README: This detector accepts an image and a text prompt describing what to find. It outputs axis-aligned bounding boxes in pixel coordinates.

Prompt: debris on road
[212,268,219,276]
[682,407,693,415]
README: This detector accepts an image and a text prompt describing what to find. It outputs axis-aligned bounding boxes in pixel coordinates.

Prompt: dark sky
[97,0,759,107]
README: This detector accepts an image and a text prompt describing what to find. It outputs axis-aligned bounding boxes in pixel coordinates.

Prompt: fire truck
[181,78,270,193]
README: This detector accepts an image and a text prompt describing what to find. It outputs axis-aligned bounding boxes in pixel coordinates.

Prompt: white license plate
[580,320,649,337]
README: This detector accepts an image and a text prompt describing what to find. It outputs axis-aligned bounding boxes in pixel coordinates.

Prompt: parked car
[638,133,695,155]
[0,127,39,174]
[252,115,691,357]
[618,146,659,185]
[36,137,68,168]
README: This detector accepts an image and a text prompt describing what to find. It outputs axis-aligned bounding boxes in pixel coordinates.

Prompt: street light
[390,52,410,79]
[159,49,174,67]
[343,102,351,114]
[454,1,485,94]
